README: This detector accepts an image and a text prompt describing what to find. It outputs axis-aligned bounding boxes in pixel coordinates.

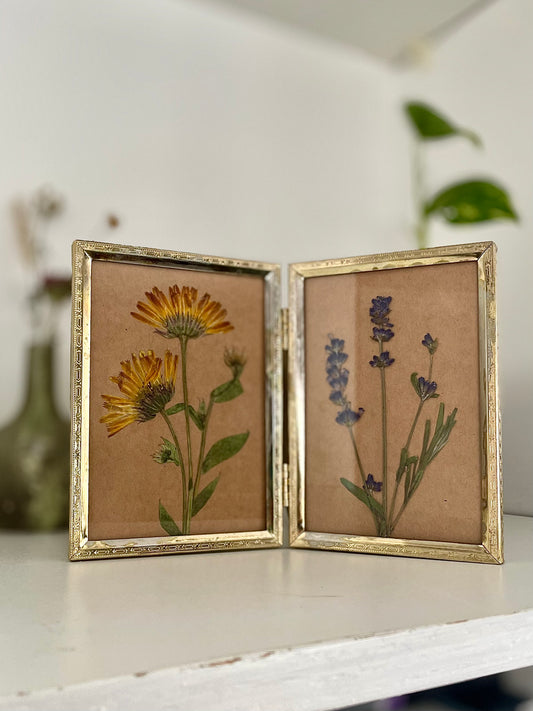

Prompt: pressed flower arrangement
[100,285,249,536]
[70,240,501,563]
[326,295,457,538]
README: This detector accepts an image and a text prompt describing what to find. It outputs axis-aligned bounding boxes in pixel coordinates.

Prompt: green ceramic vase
[0,340,70,530]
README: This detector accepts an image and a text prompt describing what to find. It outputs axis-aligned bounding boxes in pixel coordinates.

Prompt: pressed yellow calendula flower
[100,350,178,436]
[131,285,233,340]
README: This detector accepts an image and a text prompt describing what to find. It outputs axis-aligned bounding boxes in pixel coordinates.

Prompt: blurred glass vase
[0,339,69,530]
[0,288,70,530]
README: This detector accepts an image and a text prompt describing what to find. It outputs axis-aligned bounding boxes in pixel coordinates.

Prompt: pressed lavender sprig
[326,336,365,431]
[326,307,457,538]
[327,334,386,534]
[388,331,447,534]
[369,296,394,532]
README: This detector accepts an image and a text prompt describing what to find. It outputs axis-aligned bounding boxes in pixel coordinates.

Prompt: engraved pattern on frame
[70,240,283,560]
[288,242,502,564]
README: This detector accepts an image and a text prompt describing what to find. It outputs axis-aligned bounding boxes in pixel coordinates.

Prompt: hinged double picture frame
[70,240,502,563]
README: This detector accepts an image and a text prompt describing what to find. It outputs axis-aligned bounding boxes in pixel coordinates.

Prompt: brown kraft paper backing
[88,260,266,540]
[304,261,482,544]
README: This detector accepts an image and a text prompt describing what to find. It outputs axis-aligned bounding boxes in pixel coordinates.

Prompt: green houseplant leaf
[191,476,220,517]
[159,500,182,536]
[425,180,518,224]
[201,432,249,474]
[405,101,481,146]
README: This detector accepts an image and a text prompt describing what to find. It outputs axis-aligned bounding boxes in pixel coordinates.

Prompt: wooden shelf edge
[3,608,533,711]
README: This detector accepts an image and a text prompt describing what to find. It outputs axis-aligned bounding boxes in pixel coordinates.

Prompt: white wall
[0,0,530,514]
[0,0,398,419]
[394,0,533,515]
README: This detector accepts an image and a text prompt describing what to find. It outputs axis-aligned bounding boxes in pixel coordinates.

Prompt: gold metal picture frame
[69,240,282,560]
[288,242,502,564]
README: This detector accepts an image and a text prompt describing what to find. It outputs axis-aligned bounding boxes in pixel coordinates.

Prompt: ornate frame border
[288,242,502,563]
[69,240,282,560]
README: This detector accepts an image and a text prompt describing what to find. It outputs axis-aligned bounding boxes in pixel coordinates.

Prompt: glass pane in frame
[70,241,282,560]
[289,242,502,563]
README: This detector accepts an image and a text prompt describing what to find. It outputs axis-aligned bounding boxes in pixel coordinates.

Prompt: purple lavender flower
[422,333,438,355]
[369,351,395,368]
[365,474,383,493]
[412,374,439,401]
[372,327,394,343]
[336,406,364,427]
[326,337,349,394]
[370,296,393,327]
[325,338,345,353]
[326,335,365,428]
[329,390,344,405]
[327,367,349,391]
[326,350,349,367]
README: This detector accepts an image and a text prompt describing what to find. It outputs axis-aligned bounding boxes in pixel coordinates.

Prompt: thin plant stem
[387,401,423,532]
[412,141,430,250]
[160,409,187,532]
[179,337,194,534]
[378,338,389,533]
[349,427,381,535]
[389,352,434,533]
[349,427,367,488]
[193,397,214,504]
[406,353,433,452]
[391,500,408,532]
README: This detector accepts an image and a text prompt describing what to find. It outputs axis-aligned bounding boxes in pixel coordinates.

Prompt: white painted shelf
[1,515,533,711]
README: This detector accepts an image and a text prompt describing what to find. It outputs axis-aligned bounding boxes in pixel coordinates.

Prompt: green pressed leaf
[159,501,182,536]
[396,447,408,483]
[404,461,414,502]
[166,403,185,416]
[166,402,203,429]
[187,406,203,431]
[410,468,425,496]
[425,406,458,465]
[405,102,481,146]
[420,419,431,466]
[425,180,518,224]
[211,379,243,404]
[436,402,445,431]
[340,478,385,519]
[191,476,220,517]
[202,432,249,474]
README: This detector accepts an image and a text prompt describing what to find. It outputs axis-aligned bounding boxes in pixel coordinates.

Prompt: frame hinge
[282,463,290,508]
[281,307,289,351]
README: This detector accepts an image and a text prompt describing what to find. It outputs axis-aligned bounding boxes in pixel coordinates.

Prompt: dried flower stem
[179,337,195,534]
[193,397,214,504]
[378,337,389,533]
[161,410,187,528]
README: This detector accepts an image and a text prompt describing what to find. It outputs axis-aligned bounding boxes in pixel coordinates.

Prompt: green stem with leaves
[160,409,187,531]
[348,427,382,535]
[388,353,434,533]
[193,397,214,504]
[179,336,194,535]
[349,427,367,488]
